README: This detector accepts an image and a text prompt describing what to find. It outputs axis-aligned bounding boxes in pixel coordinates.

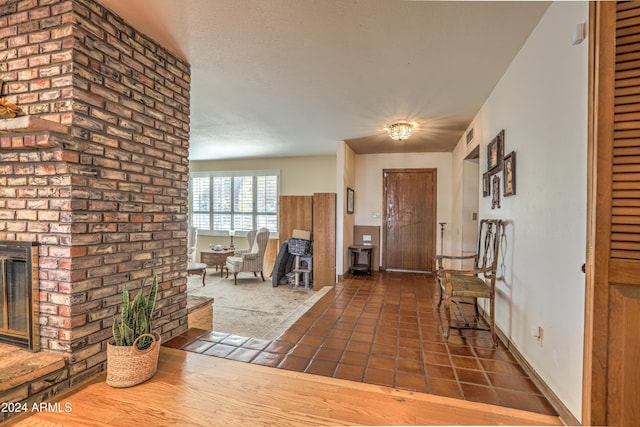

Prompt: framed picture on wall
[346,187,354,214]
[483,171,491,197]
[492,175,501,209]
[503,151,516,196]
[487,129,504,174]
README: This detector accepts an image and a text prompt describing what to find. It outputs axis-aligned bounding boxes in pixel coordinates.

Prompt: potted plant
[106,274,161,387]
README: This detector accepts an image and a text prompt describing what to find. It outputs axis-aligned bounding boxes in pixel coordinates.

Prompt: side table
[187,262,207,286]
[348,245,373,275]
[200,249,235,278]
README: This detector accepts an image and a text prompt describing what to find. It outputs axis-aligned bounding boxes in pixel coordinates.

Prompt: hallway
[165,271,557,416]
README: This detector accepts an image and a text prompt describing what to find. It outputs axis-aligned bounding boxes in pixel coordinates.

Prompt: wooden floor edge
[211,347,563,425]
[5,347,563,426]
[299,377,564,425]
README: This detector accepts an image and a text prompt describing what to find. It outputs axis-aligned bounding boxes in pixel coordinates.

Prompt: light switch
[572,22,586,46]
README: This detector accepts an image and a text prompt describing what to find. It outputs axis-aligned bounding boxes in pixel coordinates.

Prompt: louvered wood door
[586,2,640,426]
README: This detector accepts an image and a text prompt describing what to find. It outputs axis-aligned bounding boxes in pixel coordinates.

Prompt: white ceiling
[98,0,550,160]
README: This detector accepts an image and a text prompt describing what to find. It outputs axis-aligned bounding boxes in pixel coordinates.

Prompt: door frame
[584,2,621,425]
[583,2,603,423]
[381,168,437,271]
[461,147,480,263]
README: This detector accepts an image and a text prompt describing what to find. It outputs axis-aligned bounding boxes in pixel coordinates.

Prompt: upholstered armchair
[187,226,197,263]
[226,228,269,285]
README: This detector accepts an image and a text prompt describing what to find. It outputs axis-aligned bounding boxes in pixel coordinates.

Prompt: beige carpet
[187,269,331,340]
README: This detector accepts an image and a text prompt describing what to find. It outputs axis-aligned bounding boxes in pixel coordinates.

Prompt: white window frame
[189,169,280,237]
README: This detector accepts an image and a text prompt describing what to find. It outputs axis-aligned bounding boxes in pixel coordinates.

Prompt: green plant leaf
[138,309,148,332]
[132,290,145,318]
[112,276,159,347]
[136,310,149,349]
[112,315,123,346]
[122,284,131,326]
[122,321,134,346]
[146,274,158,325]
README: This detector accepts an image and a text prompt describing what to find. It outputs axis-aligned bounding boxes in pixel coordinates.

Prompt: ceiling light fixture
[386,121,415,141]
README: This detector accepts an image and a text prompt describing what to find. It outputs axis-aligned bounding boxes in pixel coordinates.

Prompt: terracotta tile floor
[165,271,557,416]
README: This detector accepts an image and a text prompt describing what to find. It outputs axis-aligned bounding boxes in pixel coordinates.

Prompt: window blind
[190,170,279,233]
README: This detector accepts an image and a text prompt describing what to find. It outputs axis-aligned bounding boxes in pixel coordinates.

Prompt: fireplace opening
[0,241,39,351]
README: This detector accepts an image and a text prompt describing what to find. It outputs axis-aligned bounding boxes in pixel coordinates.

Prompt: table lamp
[229,229,235,248]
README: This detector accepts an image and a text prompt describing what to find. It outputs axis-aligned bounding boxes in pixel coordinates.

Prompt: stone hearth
[0,345,67,405]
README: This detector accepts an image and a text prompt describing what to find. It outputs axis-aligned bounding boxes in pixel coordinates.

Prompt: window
[190,170,279,234]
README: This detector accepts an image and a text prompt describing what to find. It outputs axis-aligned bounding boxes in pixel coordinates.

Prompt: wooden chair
[433,219,503,347]
[225,228,270,285]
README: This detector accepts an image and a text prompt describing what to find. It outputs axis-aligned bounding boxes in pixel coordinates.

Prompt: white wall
[190,155,336,195]
[451,1,588,419]
[452,119,488,268]
[461,158,479,267]
[451,138,471,265]
[337,141,357,276]
[354,152,453,268]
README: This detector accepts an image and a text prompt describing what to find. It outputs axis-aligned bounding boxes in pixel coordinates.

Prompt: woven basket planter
[106,332,161,388]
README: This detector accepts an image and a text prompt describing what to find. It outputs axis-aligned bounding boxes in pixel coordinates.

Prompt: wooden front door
[383,169,436,271]
[585,2,640,426]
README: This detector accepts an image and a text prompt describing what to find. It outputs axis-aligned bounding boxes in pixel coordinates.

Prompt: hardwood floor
[10,347,562,426]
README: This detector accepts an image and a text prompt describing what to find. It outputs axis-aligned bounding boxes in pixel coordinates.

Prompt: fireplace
[0,241,39,351]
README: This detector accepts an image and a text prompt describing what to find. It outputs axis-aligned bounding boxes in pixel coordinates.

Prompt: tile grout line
[167,272,558,416]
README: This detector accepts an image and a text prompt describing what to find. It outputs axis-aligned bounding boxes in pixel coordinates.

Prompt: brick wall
[0,0,191,411]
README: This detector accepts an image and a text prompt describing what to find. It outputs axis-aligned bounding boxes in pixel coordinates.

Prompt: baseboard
[503,332,579,425]
[478,307,579,426]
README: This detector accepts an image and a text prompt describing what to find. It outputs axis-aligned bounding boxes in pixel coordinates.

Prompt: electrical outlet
[531,325,544,346]
[538,326,543,347]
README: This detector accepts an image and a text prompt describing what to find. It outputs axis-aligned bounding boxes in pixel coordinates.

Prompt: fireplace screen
[0,242,39,351]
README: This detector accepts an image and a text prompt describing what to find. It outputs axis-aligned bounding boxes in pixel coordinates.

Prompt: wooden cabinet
[312,193,336,290]
[278,193,336,290]
[279,196,313,242]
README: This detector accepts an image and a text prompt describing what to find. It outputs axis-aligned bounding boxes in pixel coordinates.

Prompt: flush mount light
[386,121,415,141]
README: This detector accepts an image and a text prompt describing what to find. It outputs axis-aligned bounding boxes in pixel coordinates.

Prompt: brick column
[0,0,191,403]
